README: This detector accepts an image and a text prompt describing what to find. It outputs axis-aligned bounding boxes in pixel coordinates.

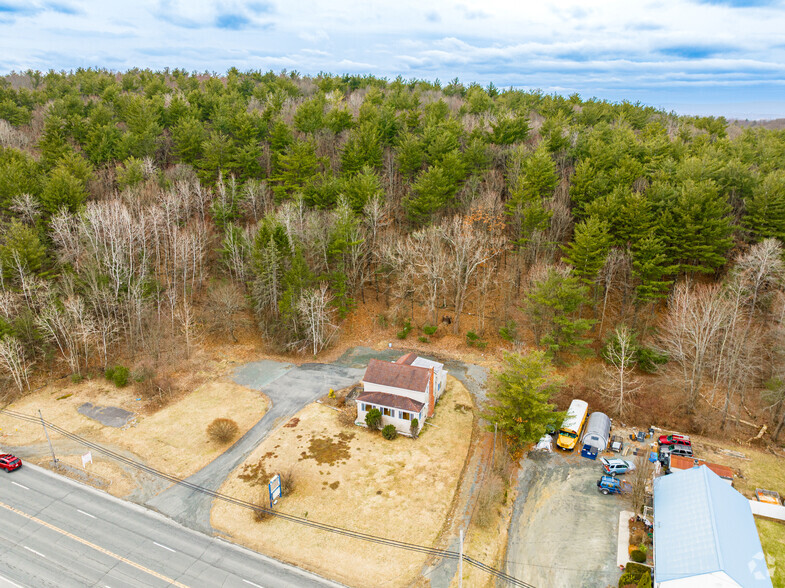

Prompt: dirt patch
[454,403,472,413]
[284,418,300,428]
[299,432,354,466]
[212,375,474,587]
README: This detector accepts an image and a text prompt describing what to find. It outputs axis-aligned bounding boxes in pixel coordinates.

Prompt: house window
[383,407,393,417]
[361,403,369,412]
[400,411,410,420]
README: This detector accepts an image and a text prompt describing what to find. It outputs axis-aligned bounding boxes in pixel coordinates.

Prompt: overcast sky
[1,0,783,119]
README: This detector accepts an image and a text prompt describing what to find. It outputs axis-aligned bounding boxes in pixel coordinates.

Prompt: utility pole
[459,528,463,588]
[39,410,57,465]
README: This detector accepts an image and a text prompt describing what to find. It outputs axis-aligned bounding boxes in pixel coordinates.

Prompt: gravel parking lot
[506,451,625,588]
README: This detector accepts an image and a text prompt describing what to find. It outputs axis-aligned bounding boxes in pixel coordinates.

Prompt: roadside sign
[268,474,281,507]
[81,451,92,468]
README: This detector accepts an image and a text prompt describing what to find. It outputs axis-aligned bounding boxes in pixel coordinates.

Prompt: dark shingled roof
[363,358,431,392]
[356,391,424,412]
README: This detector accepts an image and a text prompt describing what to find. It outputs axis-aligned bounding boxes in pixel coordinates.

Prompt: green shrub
[620,562,651,587]
[637,346,668,373]
[382,424,397,440]
[418,335,429,343]
[365,408,382,430]
[396,319,412,339]
[422,324,437,336]
[466,330,479,343]
[105,365,130,388]
[630,549,646,563]
[410,418,419,438]
[70,374,83,384]
[637,571,652,588]
[499,320,517,342]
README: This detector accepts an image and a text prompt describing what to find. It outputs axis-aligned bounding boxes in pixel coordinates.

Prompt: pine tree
[744,170,785,242]
[506,147,558,246]
[631,232,676,304]
[525,268,596,356]
[403,165,458,225]
[664,180,733,274]
[562,216,612,285]
[484,351,565,451]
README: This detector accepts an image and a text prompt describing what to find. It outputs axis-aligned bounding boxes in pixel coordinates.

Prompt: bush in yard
[418,335,429,343]
[105,365,130,387]
[365,408,382,430]
[422,324,437,336]
[637,572,652,588]
[382,424,397,440]
[253,489,272,522]
[410,418,419,438]
[619,562,649,587]
[630,549,646,563]
[207,418,239,443]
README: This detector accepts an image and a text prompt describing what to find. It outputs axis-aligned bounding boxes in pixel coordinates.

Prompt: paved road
[0,463,341,588]
[146,361,365,532]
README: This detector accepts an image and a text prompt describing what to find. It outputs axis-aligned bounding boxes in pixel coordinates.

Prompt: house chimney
[428,367,435,417]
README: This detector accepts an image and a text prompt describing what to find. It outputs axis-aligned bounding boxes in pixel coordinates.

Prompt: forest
[1,68,785,442]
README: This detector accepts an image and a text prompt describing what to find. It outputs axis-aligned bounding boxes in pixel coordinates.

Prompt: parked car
[0,454,21,472]
[597,475,632,495]
[659,444,693,460]
[600,457,636,475]
[658,434,691,447]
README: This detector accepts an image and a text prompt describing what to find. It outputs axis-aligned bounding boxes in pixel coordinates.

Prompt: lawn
[0,375,269,491]
[211,376,475,587]
[756,519,785,588]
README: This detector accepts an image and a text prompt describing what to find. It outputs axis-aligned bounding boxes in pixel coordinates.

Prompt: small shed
[581,412,611,452]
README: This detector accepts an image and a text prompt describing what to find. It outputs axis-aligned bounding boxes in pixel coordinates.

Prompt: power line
[1,408,535,588]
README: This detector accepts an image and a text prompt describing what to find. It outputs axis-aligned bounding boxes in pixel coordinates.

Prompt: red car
[0,454,22,472]
[658,434,691,447]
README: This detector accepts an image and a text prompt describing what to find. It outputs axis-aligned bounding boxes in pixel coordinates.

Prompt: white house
[356,353,448,436]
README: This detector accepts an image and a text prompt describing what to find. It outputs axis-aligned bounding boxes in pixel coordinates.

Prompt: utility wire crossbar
[1,408,533,588]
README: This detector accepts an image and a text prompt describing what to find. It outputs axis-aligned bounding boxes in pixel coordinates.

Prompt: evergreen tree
[403,165,458,224]
[40,165,87,215]
[631,232,676,304]
[663,180,733,274]
[340,122,383,176]
[525,269,595,356]
[396,132,426,178]
[0,220,48,280]
[484,351,566,451]
[506,147,557,247]
[562,216,612,285]
[744,170,785,242]
[172,116,206,164]
[272,139,323,200]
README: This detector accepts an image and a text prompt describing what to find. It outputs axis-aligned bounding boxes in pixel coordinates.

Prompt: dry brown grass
[0,377,269,481]
[207,418,240,444]
[211,376,474,587]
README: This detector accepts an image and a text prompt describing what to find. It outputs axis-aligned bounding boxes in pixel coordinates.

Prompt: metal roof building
[653,465,772,588]
[581,411,611,452]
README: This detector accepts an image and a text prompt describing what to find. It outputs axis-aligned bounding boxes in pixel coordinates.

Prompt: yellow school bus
[557,399,589,450]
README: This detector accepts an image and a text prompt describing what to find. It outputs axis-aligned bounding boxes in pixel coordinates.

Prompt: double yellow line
[0,501,189,588]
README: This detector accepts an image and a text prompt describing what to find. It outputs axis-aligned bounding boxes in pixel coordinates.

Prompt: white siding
[356,400,423,436]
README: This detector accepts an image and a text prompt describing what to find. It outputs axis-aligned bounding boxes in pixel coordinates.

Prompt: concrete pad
[618,510,634,567]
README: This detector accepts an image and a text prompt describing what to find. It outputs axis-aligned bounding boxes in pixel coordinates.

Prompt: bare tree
[206,282,247,343]
[600,325,642,417]
[176,298,199,359]
[9,193,41,225]
[442,214,503,334]
[0,336,32,392]
[297,283,337,356]
[657,282,730,413]
[629,455,655,515]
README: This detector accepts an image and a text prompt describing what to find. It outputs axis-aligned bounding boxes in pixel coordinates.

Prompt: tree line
[1,68,785,439]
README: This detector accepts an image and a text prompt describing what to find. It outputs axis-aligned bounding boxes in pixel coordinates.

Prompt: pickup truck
[597,475,632,495]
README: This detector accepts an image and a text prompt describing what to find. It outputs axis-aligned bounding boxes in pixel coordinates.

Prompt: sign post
[268,474,281,508]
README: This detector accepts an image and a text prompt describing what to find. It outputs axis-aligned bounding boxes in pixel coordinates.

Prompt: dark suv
[0,454,21,472]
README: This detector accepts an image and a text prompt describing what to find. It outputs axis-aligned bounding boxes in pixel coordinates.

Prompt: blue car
[597,475,632,495]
